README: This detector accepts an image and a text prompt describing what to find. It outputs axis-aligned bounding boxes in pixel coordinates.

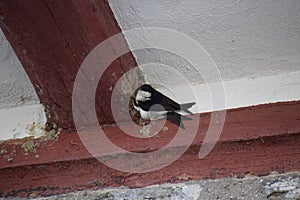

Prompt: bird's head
[139,84,155,93]
[135,84,153,102]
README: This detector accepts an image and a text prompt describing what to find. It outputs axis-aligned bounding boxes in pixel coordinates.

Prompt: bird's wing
[180,102,196,115]
[166,111,192,129]
[136,87,196,113]
[153,90,196,114]
[152,90,182,111]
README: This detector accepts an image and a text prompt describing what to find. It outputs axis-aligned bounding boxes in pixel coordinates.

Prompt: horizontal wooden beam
[0,101,299,197]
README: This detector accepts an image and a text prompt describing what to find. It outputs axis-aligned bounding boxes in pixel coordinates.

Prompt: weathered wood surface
[0,0,138,129]
[0,102,299,197]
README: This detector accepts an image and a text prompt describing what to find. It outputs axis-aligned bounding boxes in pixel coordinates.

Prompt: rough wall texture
[0,29,46,141]
[0,29,39,108]
[10,172,300,200]
[109,0,300,85]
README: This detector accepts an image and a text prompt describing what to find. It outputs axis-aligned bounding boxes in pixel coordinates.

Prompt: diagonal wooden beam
[0,0,139,130]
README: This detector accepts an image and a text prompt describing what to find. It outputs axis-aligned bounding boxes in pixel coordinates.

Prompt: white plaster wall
[109,0,300,84]
[108,0,300,112]
[0,30,41,108]
[0,29,46,140]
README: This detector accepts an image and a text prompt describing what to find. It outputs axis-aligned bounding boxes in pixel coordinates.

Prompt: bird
[132,84,196,129]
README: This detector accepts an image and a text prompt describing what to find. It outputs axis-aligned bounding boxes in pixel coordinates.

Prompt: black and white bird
[133,84,196,129]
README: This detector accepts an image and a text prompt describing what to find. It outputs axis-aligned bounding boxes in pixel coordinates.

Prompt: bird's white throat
[136,90,151,102]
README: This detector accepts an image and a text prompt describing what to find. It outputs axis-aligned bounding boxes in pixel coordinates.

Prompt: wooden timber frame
[0,0,299,198]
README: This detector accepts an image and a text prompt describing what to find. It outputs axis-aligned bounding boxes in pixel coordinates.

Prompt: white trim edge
[0,104,47,141]
[158,71,300,114]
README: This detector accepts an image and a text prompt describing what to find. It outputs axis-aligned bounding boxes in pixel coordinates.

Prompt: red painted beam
[0,101,299,197]
[0,0,139,129]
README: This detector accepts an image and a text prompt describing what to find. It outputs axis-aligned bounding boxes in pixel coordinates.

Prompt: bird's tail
[180,102,196,115]
[166,111,192,129]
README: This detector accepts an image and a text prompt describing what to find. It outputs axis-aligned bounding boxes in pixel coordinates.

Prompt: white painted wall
[0,29,46,141]
[109,0,300,83]
[109,0,300,111]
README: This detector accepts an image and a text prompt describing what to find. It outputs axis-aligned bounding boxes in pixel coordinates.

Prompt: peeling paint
[41,127,61,141]
[21,140,37,153]
[0,149,7,155]
[25,122,45,138]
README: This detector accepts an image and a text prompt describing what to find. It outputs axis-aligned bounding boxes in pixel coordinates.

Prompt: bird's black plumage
[133,84,196,129]
[137,84,195,112]
[165,111,192,129]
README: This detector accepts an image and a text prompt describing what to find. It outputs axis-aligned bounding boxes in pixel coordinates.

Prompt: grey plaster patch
[2,172,299,200]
